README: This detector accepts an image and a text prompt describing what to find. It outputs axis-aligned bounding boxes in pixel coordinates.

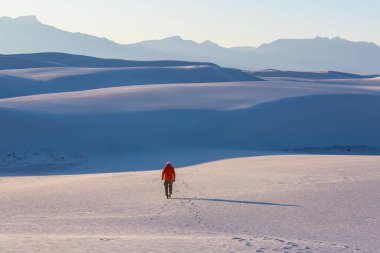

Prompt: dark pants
[164,180,174,197]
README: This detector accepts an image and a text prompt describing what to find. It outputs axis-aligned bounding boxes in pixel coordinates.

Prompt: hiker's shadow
[171,197,298,207]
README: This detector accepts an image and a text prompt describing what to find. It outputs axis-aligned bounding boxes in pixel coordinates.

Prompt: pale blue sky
[1,0,379,47]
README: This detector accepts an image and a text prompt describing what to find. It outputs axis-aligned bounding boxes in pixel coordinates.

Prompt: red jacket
[162,164,176,181]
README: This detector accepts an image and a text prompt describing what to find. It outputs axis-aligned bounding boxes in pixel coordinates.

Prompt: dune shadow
[2,94,380,176]
[171,197,299,207]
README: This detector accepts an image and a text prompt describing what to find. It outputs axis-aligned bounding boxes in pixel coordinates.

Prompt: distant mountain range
[1,16,380,74]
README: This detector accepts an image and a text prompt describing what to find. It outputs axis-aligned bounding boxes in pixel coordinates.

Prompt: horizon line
[2,15,379,48]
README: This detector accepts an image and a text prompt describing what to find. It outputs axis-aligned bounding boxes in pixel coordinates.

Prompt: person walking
[161,161,176,199]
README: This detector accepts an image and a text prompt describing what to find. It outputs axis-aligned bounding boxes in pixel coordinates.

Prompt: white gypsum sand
[1,63,380,253]
[0,155,379,252]
[0,80,380,174]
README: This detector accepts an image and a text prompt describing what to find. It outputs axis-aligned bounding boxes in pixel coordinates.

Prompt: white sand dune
[263,76,380,87]
[1,57,380,252]
[0,81,379,114]
[0,66,261,99]
[0,67,110,81]
[252,69,378,80]
[1,81,380,174]
[1,155,379,252]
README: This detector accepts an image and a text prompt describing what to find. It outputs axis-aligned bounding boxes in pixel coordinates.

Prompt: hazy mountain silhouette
[0,16,176,60]
[1,16,380,74]
[133,36,247,67]
[251,37,380,74]
[136,36,380,74]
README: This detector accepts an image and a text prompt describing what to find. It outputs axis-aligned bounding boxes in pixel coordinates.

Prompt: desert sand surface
[1,155,379,252]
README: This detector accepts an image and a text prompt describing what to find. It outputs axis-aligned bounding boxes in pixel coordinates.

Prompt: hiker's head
[166,161,171,165]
